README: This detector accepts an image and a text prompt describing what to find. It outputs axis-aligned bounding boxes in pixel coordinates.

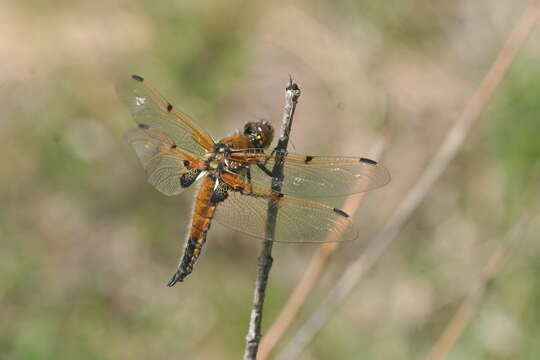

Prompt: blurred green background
[2,0,540,359]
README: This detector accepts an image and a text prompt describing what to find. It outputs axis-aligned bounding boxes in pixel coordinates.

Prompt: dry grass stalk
[422,222,526,360]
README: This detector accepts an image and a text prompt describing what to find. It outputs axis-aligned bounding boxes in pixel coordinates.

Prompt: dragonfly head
[244,121,274,149]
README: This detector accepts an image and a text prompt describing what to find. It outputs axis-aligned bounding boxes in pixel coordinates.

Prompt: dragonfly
[117,74,390,286]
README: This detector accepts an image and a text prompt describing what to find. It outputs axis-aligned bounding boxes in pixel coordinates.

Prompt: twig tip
[286,75,300,92]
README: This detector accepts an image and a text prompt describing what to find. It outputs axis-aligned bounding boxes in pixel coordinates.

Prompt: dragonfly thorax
[213,143,230,154]
[205,142,232,174]
[208,159,220,170]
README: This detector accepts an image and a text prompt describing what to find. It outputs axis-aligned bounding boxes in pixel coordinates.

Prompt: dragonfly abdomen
[168,176,218,286]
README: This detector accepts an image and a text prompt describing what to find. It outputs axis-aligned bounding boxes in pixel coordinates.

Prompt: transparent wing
[227,152,390,197]
[117,74,215,157]
[125,126,205,196]
[213,172,357,243]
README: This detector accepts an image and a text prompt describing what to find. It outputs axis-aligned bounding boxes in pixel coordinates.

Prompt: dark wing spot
[210,181,230,204]
[333,207,350,218]
[132,74,144,82]
[277,193,285,198]
[138,123,150,129]
[304,155,314,163]
[180,169,202,188]
[359,157,377,165]
[166,103,173,112]
[183,160,190,167]
[171,144,177,149]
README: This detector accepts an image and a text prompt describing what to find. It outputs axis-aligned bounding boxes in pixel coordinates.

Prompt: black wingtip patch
[360,157,377,165]
[305,155,314,163]
[166,103,173,112]
[132,74,144,82]
[333,207,350,218]
[138,123,150,129]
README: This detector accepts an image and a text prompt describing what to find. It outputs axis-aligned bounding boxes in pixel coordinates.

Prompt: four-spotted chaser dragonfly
[118,74,390,286]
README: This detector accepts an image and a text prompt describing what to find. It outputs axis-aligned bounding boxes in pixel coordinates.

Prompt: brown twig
[258,135,388,360]
[275,2,540,358]
[243,78,301,360]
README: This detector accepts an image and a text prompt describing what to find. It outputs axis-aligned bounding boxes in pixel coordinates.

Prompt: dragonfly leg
[256,163,273,177]
[256,147,289,178]
[246,166,254,193]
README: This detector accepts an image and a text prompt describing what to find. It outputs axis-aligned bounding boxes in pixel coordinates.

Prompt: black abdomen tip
[333,207,350,218]
[360,157,377,165]
[167,271,186,287]
[138,123,150,129]
[132,74,144,82]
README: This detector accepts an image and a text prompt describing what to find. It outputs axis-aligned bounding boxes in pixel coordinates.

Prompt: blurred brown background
[2,0,540,359]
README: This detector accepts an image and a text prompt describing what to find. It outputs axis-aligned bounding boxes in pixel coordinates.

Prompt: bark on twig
[276,2,540,358]
[243,78,301,360]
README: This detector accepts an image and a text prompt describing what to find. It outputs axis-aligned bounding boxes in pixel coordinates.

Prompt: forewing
[117,74,215,157]
[213,172,357,243]
[125,127,205,196]
[228,152,390,197]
